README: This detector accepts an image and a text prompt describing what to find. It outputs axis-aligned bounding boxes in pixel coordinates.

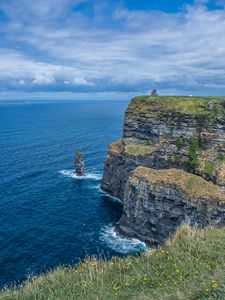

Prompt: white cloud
[73,78,95,86]
[1,1,225,97]
[32,74,56,85]
[19,79,25,85]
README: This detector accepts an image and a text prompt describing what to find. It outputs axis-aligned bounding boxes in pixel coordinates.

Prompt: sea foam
[100,225,147,254]
[59,170,102,180]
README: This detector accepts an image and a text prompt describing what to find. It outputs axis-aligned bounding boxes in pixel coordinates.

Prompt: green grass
[129,95,225,117]
[2,225,225,299]
[218,152,225,162]
[133,167,225,201]
[188,137,202,170]
[204,161,216,177]
[125,145,154,156]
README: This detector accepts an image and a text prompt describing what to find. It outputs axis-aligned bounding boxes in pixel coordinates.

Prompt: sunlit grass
[130,95,225,116]
[2,225,225,299]
[125,145,154,156]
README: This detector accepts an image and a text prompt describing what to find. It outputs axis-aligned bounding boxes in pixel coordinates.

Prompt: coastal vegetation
[125,145,154,156]
[129,96,225,118]
[187,137,202,170]
[2,225,225,299]
[132,167,225,202]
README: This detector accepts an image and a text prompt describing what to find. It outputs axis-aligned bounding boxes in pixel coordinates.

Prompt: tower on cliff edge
[75,149,85,176]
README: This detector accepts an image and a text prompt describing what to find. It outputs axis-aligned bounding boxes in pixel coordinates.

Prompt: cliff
[101,96,225,244]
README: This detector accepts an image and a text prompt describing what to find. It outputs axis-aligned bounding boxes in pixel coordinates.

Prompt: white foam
[59,170,102,180]
[88,183,101,190]
[99,189,122,203]
[100,225,147,254]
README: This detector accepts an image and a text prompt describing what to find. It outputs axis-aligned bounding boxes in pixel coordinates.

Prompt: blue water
[0,101,146,288]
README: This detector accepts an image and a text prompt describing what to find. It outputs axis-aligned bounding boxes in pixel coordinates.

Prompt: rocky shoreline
[101,96,225,244]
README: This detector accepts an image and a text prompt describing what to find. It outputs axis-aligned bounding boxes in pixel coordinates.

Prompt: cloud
[1,0,225,98]
[73,78,95,86]
[0,0,89,24]
[19,79,25,85]
[32,74,56,85]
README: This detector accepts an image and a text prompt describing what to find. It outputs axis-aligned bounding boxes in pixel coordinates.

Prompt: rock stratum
[101,96,225,244]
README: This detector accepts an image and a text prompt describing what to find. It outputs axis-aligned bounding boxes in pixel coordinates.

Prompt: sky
[1,0,225,100]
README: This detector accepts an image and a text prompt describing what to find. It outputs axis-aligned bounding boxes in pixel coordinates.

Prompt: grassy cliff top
[128,95,225,116]
[2,225,225,299]
[125,144,155,156]
[109,141,155,156]
[133,167,225,202]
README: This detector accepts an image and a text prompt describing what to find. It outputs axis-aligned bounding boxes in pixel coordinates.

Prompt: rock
[119,167,225,244]
[101,97,225,200]
[101,96,225,244]
[75,149,85,176]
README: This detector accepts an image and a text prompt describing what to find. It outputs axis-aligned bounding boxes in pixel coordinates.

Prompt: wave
[100,225,147,254]
[88,183,101,190]
[99,189,122,203]
[59,169,102,180]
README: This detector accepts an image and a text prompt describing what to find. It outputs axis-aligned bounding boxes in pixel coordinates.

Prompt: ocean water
[0,101,146,288]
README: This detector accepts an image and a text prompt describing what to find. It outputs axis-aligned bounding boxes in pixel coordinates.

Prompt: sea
[0,100,146,288]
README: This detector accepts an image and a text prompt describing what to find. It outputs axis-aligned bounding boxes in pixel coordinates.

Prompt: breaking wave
[59,170,102,180]
[99,189,122,203]
[100,225,147,254]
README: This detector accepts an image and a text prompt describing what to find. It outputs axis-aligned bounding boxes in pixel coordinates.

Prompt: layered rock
[101,96,225,244]
[75,149,85,176]
[119,167,225,244]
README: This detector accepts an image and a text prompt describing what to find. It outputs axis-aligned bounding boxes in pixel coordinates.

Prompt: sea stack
[75,149,85,176]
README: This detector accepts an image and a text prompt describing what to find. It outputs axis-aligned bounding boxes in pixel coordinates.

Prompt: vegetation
[146,140,152,146]
[218,152,225,162]
[175,138,183,149]
[174,154,182,164]
[2,225,225,299]
[125,145,154,156]
[133,167,225,202]
[129,96,225,118]
[204,161,216,177]
[188,138,202,170]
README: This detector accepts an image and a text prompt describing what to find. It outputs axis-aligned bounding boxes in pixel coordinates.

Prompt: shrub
[204,161,215,177]
[175,138,183,149]
[188,138,202,170]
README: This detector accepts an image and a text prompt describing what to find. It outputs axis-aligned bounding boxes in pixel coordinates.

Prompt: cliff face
[120,167,225,244]
[101,96,225,244]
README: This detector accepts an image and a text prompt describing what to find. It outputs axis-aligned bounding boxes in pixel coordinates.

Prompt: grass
[125,145,154,156]
[188,137,202,170]
[218,152,225,162]
[204,161,216,177]
[132,167,225,202]
[129,95,225,117]
[2,225,225,299]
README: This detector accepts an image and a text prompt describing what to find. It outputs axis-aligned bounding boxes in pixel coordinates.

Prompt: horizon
[1,0,225,100]
[1,94,225,103]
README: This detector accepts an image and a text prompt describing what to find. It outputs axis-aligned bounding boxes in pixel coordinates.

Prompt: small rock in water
[75,149,85,176]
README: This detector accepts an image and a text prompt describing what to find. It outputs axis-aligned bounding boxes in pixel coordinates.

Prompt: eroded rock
[75,149,85,176]
[101,96,225,243]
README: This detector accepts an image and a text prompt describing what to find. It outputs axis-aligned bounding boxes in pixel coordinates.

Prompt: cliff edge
[101,96,225,244]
